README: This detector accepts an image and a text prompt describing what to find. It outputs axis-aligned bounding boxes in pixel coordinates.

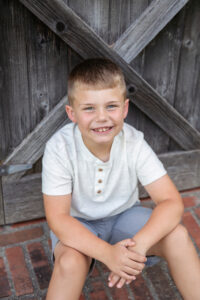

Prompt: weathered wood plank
[0,0,69,160]
[113,0,189,63]
[68,0,110,43]
[170,0,200,150]
[3,150,200,223]
[139,149,200,198]
[134,9,186,153]
[3,174,44,224]
[24,5,69,117]
[108,0,149,45]
[0,1,30,160]
[2,96,69,184]
[19,0,200,151]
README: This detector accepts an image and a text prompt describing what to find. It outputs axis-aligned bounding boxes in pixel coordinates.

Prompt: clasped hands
[105,239,147,289]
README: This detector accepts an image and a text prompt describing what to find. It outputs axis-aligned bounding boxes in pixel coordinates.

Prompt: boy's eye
[83,107,94,111]
[107,104,118,110]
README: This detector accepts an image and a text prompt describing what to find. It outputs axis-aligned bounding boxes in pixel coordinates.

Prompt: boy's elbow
[46,212,66,235]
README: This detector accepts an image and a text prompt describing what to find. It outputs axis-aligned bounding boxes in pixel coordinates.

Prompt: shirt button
[98,179,102,183]
[98,168,103,172]
[97,190,102,194]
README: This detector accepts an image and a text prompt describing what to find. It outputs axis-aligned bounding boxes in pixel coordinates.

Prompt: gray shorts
[50,203,160,273]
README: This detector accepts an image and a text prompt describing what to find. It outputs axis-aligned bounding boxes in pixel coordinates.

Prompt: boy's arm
[131,174,184,255]
[43,193,146,279]
[108,174,184,288]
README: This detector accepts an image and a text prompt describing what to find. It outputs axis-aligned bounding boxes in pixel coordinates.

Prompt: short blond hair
[68,58,126,105]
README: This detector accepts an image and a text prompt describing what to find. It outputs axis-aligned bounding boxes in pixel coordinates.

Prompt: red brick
[91,266,100,277]
[182,196,196,208]
[6,246,33,296]
[0,257,11,297]
[0,227,43,246]
[27,242,52,289]
[109,285,130,299]
[129,274,153,300]
[195,207,200,219]
[182,212,200,249]
[12,218,46,228]
[88,280,108,299]
[146,264,178,299]
[100,263,110,273]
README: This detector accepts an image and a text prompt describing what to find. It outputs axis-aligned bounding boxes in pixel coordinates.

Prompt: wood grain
[170,0,200,150]
[3,150,200,223]
[113,0,189,63]
[2,96,69,183]
[18,0,200,152]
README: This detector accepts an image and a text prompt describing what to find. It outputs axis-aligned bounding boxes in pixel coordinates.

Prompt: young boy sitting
[42,58,200,300]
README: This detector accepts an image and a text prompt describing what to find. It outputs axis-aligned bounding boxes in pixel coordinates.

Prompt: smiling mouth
[92,126,113,133]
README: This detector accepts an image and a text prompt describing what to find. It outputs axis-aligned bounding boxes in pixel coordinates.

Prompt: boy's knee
[162,224,190,252]
[55,248,90,276]
[169,224,189,243]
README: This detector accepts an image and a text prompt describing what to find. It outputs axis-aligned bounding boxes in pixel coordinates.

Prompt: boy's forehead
[73,82,123,95]
[73,85,124,102]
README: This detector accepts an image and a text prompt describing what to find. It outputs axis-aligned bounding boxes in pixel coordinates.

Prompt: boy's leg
[46,242,91,300]
[108,205,200,298]
[148,224,200,300]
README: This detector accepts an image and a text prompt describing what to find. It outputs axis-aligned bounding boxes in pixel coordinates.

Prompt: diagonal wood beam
[113,0,189,63]
[19,0,200,151]
[2,95,69,183]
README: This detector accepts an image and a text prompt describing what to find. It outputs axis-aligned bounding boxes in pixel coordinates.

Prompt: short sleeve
[136,139,167,186]
[42,141,72,195]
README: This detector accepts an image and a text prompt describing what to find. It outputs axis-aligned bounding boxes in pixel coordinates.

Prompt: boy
[42,58,200,300]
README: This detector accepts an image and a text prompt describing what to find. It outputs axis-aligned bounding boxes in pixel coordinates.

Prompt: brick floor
[0,189,200,299]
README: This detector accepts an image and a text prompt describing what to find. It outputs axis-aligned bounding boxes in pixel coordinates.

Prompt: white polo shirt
[42,123,166,220]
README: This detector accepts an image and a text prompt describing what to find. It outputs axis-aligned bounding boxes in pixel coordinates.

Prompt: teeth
[95,127,110,132]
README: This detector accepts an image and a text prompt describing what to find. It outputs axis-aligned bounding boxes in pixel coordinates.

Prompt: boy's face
[66,85,129,152]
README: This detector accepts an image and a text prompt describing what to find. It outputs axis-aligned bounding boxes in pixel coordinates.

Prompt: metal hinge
[0,164,33,176]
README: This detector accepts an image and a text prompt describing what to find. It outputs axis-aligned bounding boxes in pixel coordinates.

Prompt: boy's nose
[96,108,107,121]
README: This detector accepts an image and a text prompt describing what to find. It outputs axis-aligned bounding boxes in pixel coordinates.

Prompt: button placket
[95,166,105,195]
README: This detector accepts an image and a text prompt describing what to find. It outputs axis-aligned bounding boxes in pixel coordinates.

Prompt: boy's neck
[82,137,113,162]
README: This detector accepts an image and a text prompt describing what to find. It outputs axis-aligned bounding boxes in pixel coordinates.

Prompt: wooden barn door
[1,0,200,224]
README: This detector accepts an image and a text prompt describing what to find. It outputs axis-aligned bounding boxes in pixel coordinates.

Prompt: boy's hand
[104,239,146,281]
[108,273,127,288]
[107,240,147,288]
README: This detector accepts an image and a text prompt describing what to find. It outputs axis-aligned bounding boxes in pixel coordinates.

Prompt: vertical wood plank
[24,5,69,121]
[170,0,200,150]
[68,0,110,43]
[0,0,69,160]
[0,0,30,159]
[67,0,110,75]
[128,8,186,153]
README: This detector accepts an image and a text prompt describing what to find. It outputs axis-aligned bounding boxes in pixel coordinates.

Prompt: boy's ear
[65,105,77,123]
[123,99,129,119]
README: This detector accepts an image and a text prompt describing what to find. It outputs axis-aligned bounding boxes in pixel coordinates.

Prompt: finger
[108,274,120,288]
[125,260,146,272]
[128,251,147,263]
[118,239,135,247]
[126,279,132,285]
[117,278,126,288]
[123,265,141,276]
[108,271,114,282]
[120,271,136,281]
